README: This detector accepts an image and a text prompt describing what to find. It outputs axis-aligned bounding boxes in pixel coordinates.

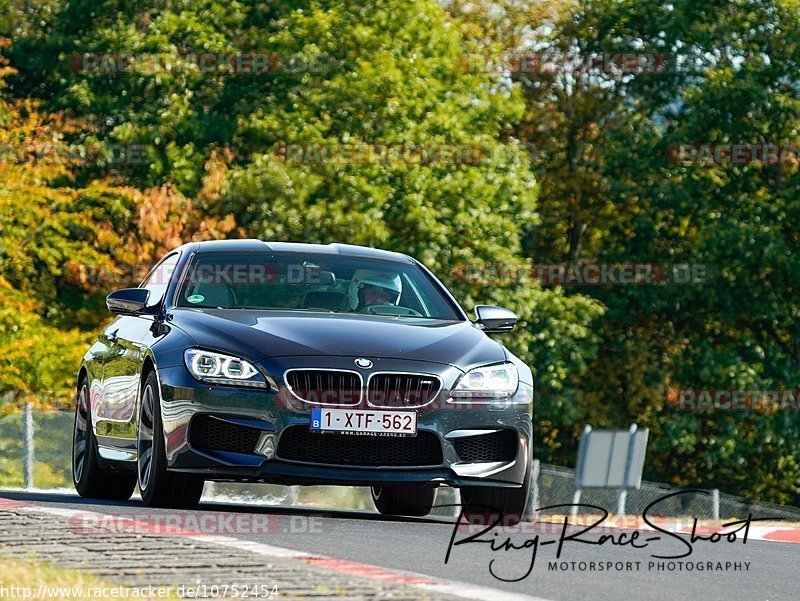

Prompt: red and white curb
[0,496,549,601]
[656,520,800,544]
[536,514,800,544]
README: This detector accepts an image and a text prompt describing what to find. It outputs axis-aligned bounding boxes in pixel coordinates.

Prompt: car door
[95,253,180,448]
[95,315,148,441]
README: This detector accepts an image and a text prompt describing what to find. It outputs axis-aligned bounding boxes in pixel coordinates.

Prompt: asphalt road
[0,490,794,601]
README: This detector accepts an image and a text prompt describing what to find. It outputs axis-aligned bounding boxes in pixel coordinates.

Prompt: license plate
[310,408,417,437]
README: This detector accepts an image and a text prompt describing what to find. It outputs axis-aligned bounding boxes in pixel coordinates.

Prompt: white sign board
[574,425,649,490]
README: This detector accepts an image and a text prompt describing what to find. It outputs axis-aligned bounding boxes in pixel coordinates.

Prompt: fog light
[255,433,276,458]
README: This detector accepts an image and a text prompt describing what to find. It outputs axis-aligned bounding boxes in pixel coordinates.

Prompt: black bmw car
[73,240,533,521]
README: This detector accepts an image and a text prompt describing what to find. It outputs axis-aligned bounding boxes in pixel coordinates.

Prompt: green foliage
[1,0,604,406]
[210,1,605,424]
[572,0,800,504]
[0,44,137,404]
[453,0,800,502]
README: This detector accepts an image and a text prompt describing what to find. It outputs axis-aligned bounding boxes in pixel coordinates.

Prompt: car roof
[179,240,415,264]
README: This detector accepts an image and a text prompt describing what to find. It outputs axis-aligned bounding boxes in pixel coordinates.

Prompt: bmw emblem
[354,358,373,369]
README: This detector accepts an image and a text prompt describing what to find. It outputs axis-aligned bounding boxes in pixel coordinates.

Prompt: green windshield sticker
[187,294,205,304]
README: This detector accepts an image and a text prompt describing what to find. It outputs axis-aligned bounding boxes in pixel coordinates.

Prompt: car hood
[169,308,506,368]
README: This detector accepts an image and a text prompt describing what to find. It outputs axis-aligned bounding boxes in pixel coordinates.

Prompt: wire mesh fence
[1,407,799,521]
[535,463,800,521]
[0,408,74,488]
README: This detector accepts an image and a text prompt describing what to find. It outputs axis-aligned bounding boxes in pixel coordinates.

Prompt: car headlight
[450,362,519,401]
[184,349,270,389]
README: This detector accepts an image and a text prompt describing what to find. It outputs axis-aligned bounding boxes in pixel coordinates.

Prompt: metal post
[615,423,638,517]
[571,489,582,518]
[617,489,627,516]
[572,424,592,519]
[624,423,638,487]
[23,402,34,490]
[711,488,720,520]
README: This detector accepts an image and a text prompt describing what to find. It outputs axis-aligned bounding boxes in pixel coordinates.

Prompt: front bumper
[157,356,533,489]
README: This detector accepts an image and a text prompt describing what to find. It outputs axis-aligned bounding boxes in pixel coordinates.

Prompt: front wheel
[138,371,204,508]
[460,468,531,526]
[72,379,136,500]
[371,484,436,517]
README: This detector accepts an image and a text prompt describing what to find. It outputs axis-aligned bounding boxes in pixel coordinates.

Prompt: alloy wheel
[137,384,155,491]
[72,384,89,482]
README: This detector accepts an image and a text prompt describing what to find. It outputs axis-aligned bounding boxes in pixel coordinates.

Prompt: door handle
[107,329,118,344]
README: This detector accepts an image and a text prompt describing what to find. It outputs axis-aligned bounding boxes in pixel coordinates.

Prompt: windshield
[175,251,462,320]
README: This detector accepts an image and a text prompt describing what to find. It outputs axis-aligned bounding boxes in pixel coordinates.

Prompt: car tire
[371,484,436,517]
[72,378,137,500]
[460,466,531,526]
[137,371,204,508]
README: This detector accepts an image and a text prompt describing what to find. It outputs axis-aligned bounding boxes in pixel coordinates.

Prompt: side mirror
[474,305,517,333]
[106,288,150,315]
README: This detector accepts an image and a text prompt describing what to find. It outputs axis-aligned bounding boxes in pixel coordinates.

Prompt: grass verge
[0,554,180,599]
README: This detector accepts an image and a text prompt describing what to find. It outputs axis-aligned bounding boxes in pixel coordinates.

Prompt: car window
[140,253,179,306]
[175,252,461,320]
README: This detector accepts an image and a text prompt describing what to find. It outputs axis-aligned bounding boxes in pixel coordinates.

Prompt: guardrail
[2,405,799,521]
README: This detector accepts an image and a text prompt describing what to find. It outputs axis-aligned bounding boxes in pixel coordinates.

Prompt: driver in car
[348,270,403,312]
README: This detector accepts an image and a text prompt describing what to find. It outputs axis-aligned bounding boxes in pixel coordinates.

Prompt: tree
[0,40,134,402]
[448,0,800,502]
[210,1,604,458]
[3,1,605,451]
[0,38,235,407]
